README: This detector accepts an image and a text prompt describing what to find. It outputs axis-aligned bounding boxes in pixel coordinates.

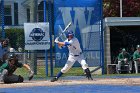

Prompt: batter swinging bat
[58,22,72,39]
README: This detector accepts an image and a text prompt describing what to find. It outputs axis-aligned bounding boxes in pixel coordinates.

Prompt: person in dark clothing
[0,54,34,83]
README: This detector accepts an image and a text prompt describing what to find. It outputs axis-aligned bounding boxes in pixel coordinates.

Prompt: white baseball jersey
[61,37,88,73]
[64,37,82,56]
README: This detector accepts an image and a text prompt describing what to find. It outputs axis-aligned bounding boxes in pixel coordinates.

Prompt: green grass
[14,66,140,80]
[14,66,84,79]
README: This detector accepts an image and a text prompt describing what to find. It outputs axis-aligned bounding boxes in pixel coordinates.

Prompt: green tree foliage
[103,0,140,17]
[5,28,24,50]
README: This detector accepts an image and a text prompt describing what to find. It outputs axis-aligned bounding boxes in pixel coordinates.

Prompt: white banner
[24,22,50,50]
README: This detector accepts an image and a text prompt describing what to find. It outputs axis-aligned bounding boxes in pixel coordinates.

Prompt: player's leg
[129,61,132,73]
[51,61,75,82]
[51,55,75,82]
[3,74,24,84]
[117,61,122,73]
[77,55,93,80]
[134,61,138,74]
[0,69,8,82]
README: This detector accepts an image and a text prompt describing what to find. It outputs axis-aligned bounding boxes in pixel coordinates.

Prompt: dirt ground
[0,77,140,88]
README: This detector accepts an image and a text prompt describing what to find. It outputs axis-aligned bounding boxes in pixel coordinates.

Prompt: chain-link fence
[0,0,104,80]
[0,0,53,80]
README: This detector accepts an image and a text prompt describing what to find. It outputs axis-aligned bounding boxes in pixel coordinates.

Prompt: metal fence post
[30,0,38,75]
[48,0,53,77]
[44,0,49,77]
[100,0,104,75]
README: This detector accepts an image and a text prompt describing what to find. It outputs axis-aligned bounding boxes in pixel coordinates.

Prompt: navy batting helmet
[8,54,17,61]
[66,30,74,38]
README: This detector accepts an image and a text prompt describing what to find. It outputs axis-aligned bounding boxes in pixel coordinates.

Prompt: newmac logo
[29,28,45,41]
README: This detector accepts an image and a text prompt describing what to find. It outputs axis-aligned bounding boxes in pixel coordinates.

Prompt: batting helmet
[66,30,74,38]
[8,54,17,61]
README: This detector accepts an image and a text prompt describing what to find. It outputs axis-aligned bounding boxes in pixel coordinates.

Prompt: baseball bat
[58,22,72,38]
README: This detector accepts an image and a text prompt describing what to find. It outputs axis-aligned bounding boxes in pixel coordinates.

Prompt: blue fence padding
[54,0,103,67]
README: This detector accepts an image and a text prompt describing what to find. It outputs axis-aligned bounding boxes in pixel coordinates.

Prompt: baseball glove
[28,70,34,81]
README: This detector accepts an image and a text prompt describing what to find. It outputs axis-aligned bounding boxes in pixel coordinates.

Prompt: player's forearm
[23,64,31,71]
[58,42,65,46]
[23,64,34,81]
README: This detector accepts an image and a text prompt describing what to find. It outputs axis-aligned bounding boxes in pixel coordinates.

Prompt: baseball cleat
[51,77,58,82]
[88,76,93,80]
[86,75,93,80]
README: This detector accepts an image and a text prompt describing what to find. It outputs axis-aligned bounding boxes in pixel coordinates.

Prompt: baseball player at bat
[0,53,34,84]
[51,30,93,82]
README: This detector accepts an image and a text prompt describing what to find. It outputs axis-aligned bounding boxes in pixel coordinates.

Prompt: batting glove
[55,37,59,43]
